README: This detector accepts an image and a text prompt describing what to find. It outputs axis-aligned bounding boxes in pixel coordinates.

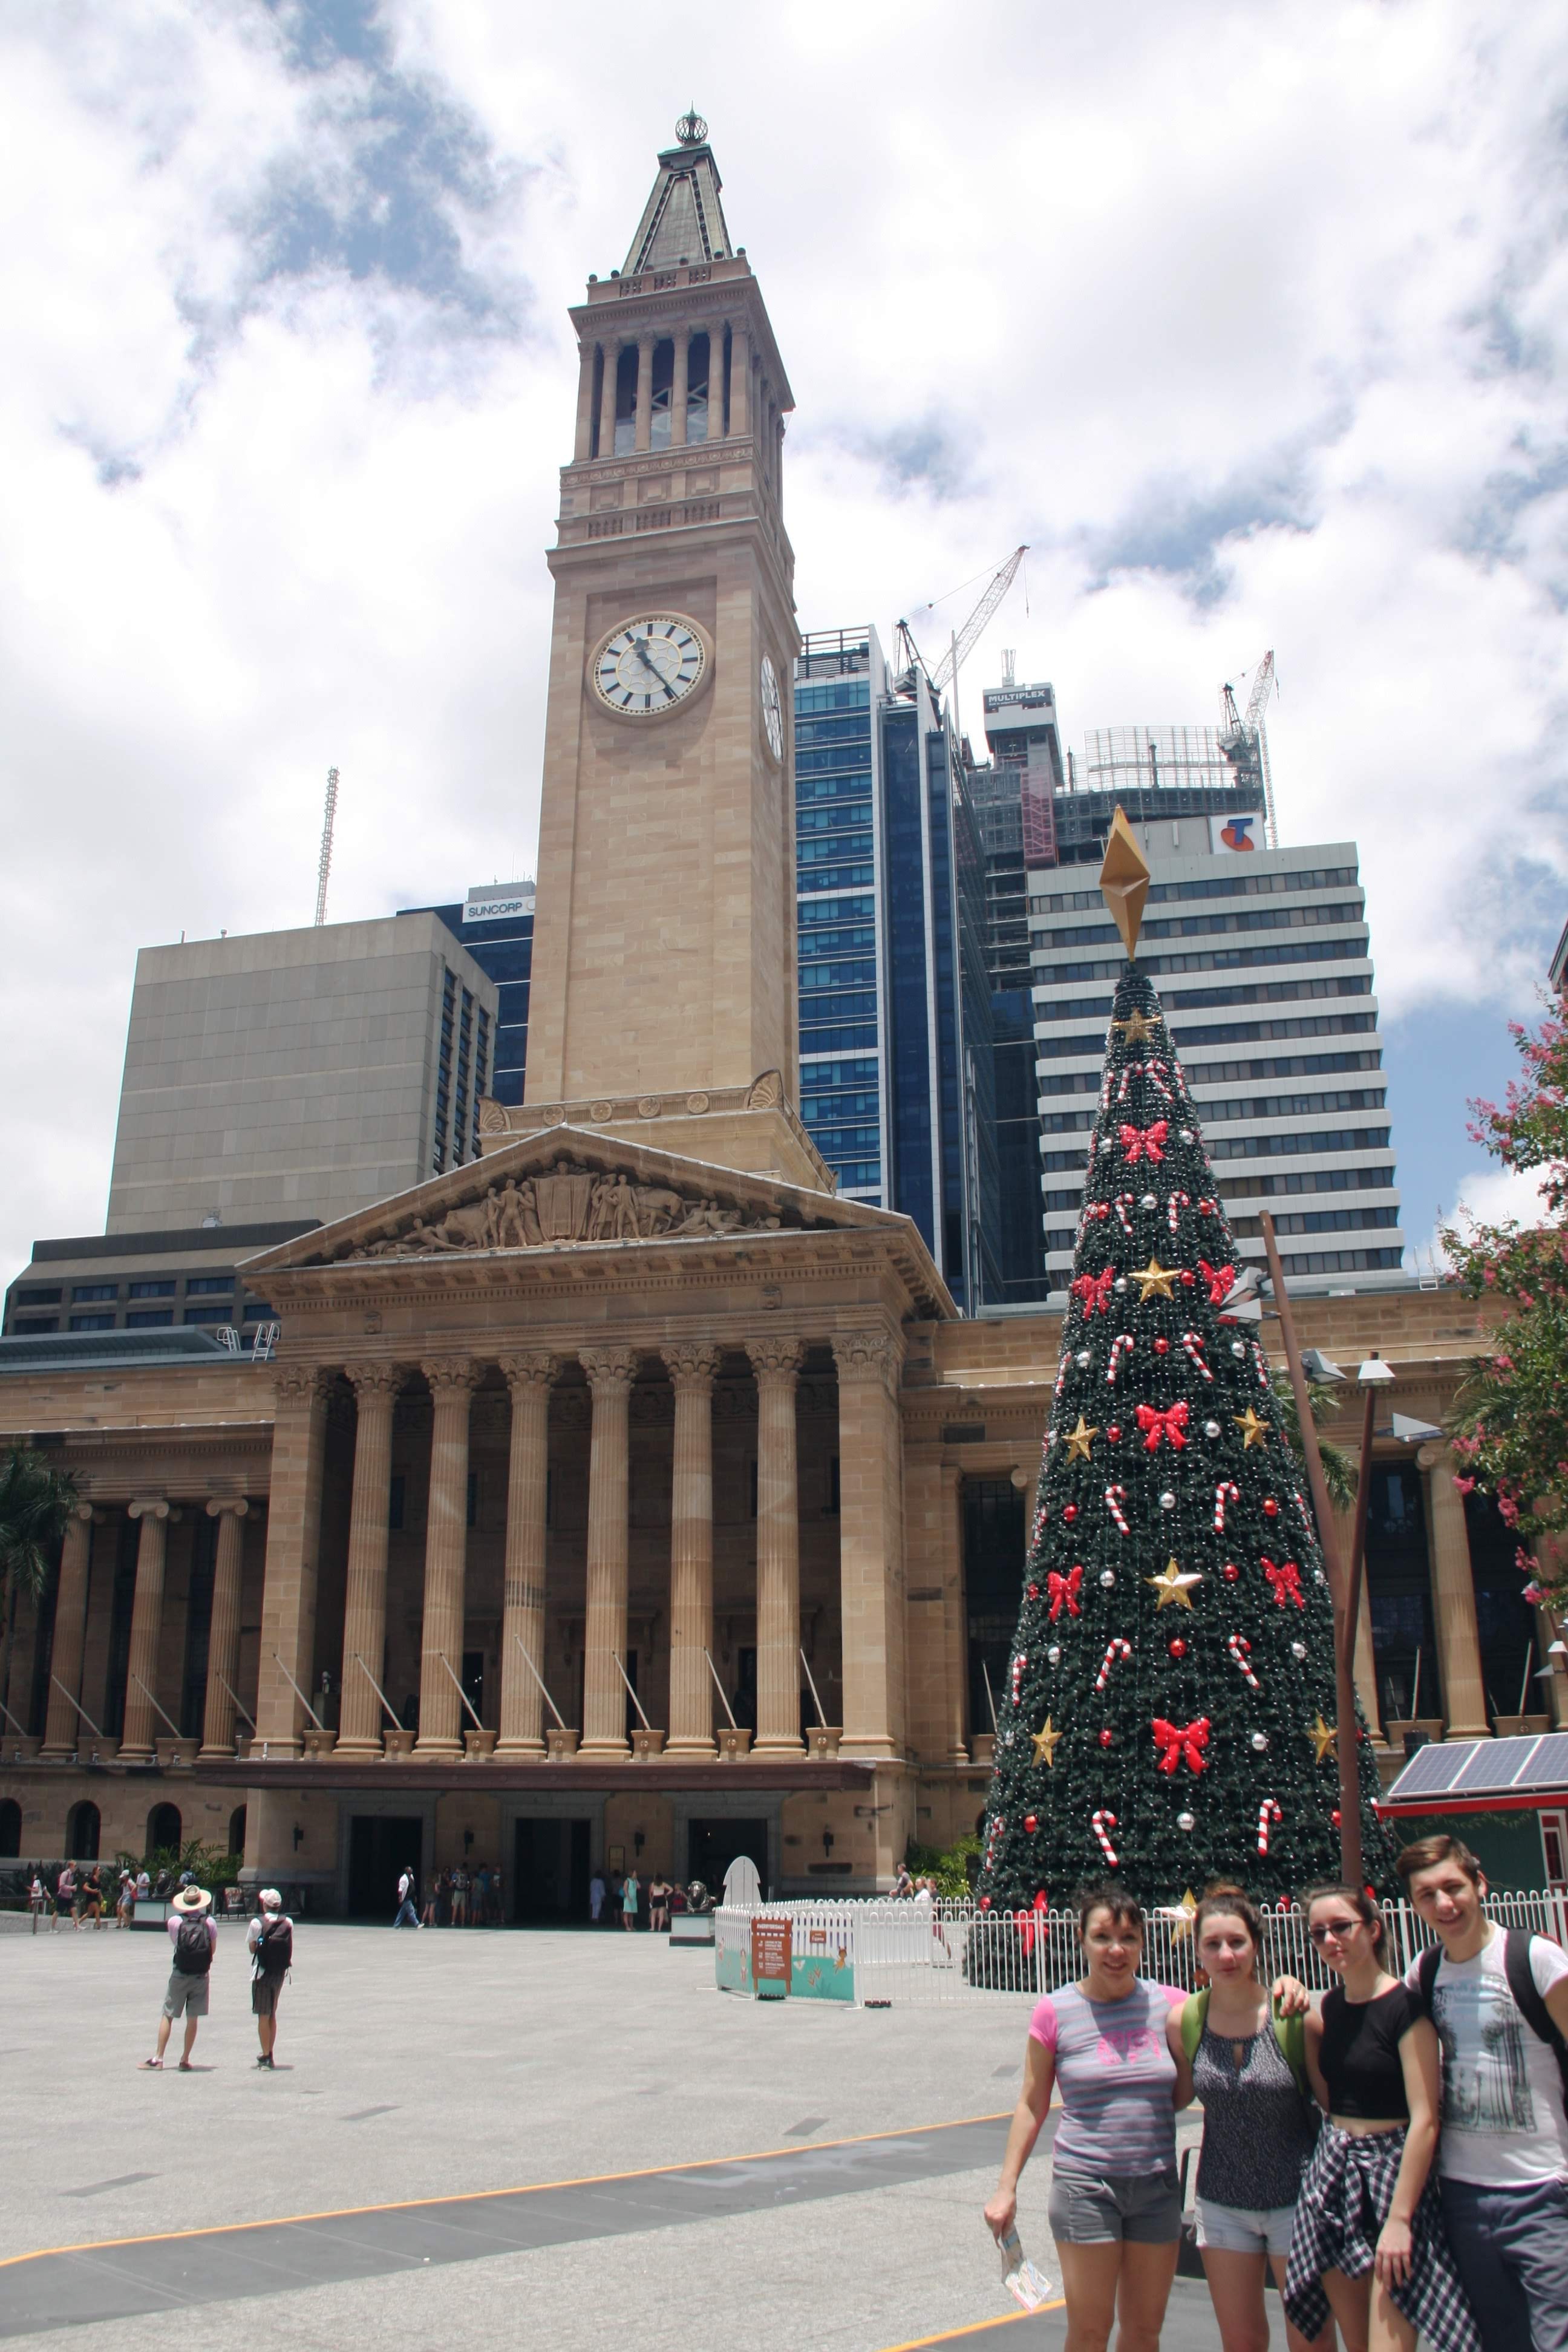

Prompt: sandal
[139,2058,163,2070]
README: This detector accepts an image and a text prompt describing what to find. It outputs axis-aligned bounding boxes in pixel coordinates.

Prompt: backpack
[172,1914,214,1975]
[254,1915,292,1978]
[1180,1987,1310,2096]
[1414,1930,1568,2121]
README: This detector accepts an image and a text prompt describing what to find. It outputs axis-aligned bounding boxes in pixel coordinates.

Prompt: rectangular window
[13,1315,59,1333]
[185,1277,234,1296]
[15,1286,62,1305]
[71,1284,118,1303]
[125,1310,174,1328]
[69,1313,116,1331]
[127,1280,176,1299]
[183,1306,231,1325]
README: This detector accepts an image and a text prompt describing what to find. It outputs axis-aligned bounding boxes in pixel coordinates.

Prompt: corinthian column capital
[273,1365,329,1408]
[661,1341,722,1391]
[746,1337,805,1382]
[831,1328,903,1389]
[580,1345,638,1396]
[498,1351,560,1393]
[422,1358,481,1399]
[344,1362,407,1402]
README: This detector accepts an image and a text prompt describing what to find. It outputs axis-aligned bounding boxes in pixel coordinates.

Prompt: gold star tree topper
[1100,806,1152,958]
[1146,1558,1204,1609]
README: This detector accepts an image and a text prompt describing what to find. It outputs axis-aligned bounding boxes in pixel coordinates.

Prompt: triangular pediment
[241,1126,950,1310]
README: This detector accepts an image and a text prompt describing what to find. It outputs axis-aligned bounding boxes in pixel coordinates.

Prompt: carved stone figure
[327,1155,797,1261]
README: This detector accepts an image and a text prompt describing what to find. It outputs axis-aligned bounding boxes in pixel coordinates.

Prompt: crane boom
[1217,653,1278,848]
[930,546,1027,692]
[313,766,339,927]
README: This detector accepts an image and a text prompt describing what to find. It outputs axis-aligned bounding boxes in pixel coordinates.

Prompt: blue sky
[0,0,1564,1279]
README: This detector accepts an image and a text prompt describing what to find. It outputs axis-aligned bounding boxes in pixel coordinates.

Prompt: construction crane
[313,766,339,927]
[895,545,1028,712]
[1218,653,1278,847]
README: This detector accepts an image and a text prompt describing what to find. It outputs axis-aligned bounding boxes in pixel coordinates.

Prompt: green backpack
[1180,1987,1310,2094]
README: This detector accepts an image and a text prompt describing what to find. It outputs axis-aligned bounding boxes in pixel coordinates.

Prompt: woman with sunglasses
[1286,1886,1477,2352]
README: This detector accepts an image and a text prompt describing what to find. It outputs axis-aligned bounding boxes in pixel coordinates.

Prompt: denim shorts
[1048,2165,1183,2245]
[1196,2196,1295,2258]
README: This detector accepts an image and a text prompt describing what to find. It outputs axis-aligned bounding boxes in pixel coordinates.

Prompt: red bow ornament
[1135,1400,1190,1452]
[1119,1120,1169,1165]
[1197,1258,1236,1305]
[1047,1565,1083,1622]
[1261,1557,1305,1609]
[1016,1887,1051,1955]
[1070,1267,1115,1318]
[1152,1716,1211,1774]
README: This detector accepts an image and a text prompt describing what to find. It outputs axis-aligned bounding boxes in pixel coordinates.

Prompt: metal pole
[0,1697,28,1737]
[982,1658,999,1731]
[435,1649,483,1732]
[49,1677,103,1739]
[351,1653,404,1734]
[130,1673,187,1743]
[271,1652,325,1731]
[1344,1382,1378,1718]
[1258,1211,1364,1888]
[799,1645,827,1728]
[612,1651,652,1731]
[216,1672,256,1732]
[703,1647,739,1728]
[512,1635,567,1731]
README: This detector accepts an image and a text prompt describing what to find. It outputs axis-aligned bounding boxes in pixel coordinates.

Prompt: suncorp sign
[464,887,535,924]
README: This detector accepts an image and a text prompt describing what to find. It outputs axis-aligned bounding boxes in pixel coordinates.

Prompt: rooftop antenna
[1001,648,1016,687]
[313,766,339,927]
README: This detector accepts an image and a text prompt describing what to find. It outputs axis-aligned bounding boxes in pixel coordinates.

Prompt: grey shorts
[251,1976,281,2017]
[162,1971,209,2020]
[1048,2166,1183,2246]
[1197,2196,1295,2257]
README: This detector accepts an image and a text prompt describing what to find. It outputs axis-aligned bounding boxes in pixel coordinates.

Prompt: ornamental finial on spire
[1100,805,1152,959]
[676,109,708,147]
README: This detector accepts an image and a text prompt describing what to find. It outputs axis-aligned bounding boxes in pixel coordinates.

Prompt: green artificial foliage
[976,965,1394,1912]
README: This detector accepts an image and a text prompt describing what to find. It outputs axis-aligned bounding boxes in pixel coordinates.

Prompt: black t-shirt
[1319,1982,1419,2120]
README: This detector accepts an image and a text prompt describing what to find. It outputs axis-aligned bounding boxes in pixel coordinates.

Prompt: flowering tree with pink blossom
[1442,990,1568,1593]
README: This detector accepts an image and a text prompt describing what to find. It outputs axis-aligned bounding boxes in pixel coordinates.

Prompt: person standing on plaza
[247,1889,292,2068]
[474,1861,491,1924]
[589,1870,606,1927]
[1286,1885,1477,2352]
[648,1875,670,1933]
[116,1869,135,1928]
[140,1883,217,2071]
[490,1863,504,1926]
[621,1870,639,1931]
[420,1870,439,1929]
[28,1868,46,1926]
[1396,1834,1568,2352]
[135,1864,151,1903]
[393,1866,420,1929]
[892,1862,913,1900]
[451,1863,469,1927]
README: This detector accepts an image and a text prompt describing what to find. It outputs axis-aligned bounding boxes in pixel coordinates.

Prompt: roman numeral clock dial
[589,613,710,718]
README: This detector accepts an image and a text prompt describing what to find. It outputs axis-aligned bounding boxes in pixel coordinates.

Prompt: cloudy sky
[2,0,1564,1290]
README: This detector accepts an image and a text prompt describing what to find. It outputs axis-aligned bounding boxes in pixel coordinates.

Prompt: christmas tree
[976,915,1393,1910]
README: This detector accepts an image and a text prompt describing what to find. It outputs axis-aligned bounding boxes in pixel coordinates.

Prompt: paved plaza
[0,1920,1228,2348]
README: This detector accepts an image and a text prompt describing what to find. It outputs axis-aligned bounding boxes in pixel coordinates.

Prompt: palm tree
[0,1446,80,1731]
[1273,1378,1358,1514]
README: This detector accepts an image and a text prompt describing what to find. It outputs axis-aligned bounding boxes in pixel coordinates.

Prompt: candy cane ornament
[1105,1485,1131,1537]
[1166,1191,1190,1235]
[1094,1638,1133,1693]
[1092,1811,1120,1867]
[1113,1193,1136,1238]
[1181,1331,1214,1383]
[1214,1480,1241,1532]
[1226,1635,1261,1691]
[1108,1334,1135,1385]
[1010,1653,1028,1708]
[1256,1799,1282,1857]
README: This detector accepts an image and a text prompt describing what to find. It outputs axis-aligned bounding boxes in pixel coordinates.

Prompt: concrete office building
[105,914,499,1236]
[2,1224,316,1342]
[399,883,535,1108]
[1030,820,1406,1296]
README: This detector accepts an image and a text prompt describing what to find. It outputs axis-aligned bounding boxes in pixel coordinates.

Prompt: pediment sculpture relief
[328,1160,795,1262]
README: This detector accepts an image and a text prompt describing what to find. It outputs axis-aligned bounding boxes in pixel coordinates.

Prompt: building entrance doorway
[513,1818,591,1923]
[348,1815,423,1920]
[687,1817,769,1898]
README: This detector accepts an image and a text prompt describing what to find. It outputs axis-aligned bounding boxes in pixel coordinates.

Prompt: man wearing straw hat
[140,1881,217,2071]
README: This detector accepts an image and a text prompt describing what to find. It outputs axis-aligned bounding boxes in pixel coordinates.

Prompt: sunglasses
[1309,1918,1365,1944]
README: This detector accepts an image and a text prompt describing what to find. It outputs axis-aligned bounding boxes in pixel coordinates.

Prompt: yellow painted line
[878,2302,1066,2350]
[0,2109,1013,2271]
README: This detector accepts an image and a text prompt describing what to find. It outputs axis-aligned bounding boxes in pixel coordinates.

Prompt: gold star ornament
[1131,1256,1179,1302]
[1031,1716,1063,1769]
[1064,1414,1099,1462]
[1112,1007,1158,1046]
[1100,806,1152,958]
[1308,1713,1338,1764]
[1233,1408,1272,1449]
[1146,1557,1204,1610]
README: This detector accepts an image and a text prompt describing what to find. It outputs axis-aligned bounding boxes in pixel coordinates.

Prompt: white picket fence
[715,1889,1568,2008]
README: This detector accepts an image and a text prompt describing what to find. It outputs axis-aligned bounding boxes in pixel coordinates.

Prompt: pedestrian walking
[648,1875,670,1932]
[247,1889,292,2068]
[1396,1834,1568,2352]
[589,1870,606,1926]
[116,1869,136,1928]
[621,1870,639,1931]
[79,1865,104,1929]
[1285,1884,1478,2352]
[1177,1885,1324,2352]
[54,1862,76,1930]
[28,1869,46,1930]
[140,1883,217,2071]
[892,1862,913,1900]
[393,1866,420,1929]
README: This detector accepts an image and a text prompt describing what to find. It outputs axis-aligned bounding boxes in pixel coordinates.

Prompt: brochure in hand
[993,2222,1053,2311]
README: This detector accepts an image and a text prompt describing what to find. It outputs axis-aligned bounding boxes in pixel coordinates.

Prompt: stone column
[573,341,596,461]
[415,1360,481,1757]
[255,1367,330,1757]
[40,1504,96,1757]
[942,1465,970,1763]
[832,1330,905,1762]
[633,335,655,452]
[1418,1440,1492,1738]
[671,328,690,448]
[580,1346,637,1760]
[749,1338,805,1757]
[597,341,617,460]
[199,1500,250,1759]
[497,1352,557,1757]
[119,1498,172,1762]
[729,322,751,438]
[709,320,727,440]
[336,1365,403,1757]
[662,1342,719,1759]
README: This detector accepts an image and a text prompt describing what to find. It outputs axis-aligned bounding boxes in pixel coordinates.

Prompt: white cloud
[1,0,1566,1289]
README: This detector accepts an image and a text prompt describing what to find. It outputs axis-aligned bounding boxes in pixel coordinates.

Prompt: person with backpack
[247,1889,293,2068]
[140,1882,216,2070]
[393,1866,420,1929]
[1397,1834,1568,2352]
[1176,1886,1323,2352]
[54,1861,76,1930]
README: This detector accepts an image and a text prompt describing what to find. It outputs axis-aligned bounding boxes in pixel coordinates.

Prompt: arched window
[227,1805,247,1863]
[147,1803,181,1859]
[66,1801,100,1860]
[0,1798,20,1858]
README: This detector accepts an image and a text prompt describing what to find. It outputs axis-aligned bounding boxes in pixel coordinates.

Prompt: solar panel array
[1385,1732,1568,1804]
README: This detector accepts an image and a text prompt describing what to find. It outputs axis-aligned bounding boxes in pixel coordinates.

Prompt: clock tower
[524,116,811,1178]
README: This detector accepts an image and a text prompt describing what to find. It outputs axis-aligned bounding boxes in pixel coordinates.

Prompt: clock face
[759,651,783,760]
[591,615,706,716]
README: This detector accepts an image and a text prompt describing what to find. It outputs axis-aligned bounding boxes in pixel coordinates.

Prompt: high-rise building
[1029,821,1406,1295]
[793,627,999,1310]
[399,882,535,1106]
